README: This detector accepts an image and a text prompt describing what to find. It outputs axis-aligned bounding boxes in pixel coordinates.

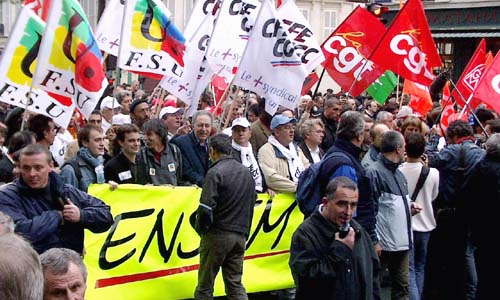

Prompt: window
[323,10,337,39]
[163,0,175,21]
[80,0,98,29]
[184,0,196,26]
[437,41,454,70]
[299,8,309,21]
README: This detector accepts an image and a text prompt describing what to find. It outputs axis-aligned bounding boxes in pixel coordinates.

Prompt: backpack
[61,159,82,182]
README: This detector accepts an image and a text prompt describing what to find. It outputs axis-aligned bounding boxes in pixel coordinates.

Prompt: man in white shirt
[100,96,121,132]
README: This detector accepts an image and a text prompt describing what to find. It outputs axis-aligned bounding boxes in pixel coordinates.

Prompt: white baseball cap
[231,117,251,129]
[159,106,183,119]
[100,96,121,110]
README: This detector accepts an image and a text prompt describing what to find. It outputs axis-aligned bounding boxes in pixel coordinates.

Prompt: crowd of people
[0,80,499,300]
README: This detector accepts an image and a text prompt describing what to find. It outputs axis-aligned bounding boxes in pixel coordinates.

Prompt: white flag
[95,0,124,57]
[233,0,308,116]
[278,0,325,73]
[205,0,261,81]
[183,0,221,40]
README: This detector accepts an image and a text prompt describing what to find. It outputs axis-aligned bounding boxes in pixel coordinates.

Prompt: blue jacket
[319,138,377,243]
[60,154,97,192]
[0,172,113,254]
[172,132,210,186]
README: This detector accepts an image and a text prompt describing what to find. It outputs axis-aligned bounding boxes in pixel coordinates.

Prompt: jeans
[195,230,248,300]
[380,250,410,300]
[464,237,477,300]
[409,231,431,300]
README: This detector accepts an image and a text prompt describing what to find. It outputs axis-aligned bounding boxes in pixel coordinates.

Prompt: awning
[432,32,500,38]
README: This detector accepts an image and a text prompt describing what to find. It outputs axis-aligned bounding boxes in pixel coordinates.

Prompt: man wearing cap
[159,106,186,140]
[258,114,309,193]
[100,96,121,133]
[130,99,151,131]
[112,90,133,125]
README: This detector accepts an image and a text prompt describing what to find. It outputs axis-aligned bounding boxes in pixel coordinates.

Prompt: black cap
[129,99,148,114]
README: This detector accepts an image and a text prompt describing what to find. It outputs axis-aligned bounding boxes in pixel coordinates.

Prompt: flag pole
[458,94,473,118]
[448,79,489,138]
[312,68,326,97]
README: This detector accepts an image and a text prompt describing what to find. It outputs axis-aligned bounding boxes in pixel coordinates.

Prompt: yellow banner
[85,184,302,300]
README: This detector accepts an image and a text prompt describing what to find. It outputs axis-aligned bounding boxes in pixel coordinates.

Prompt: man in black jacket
[194,133,256,300]
[290,176,380,300]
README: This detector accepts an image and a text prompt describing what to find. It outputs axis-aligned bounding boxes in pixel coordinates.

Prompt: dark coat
[195,156,256,236]
[298,141,324,164]
[172,132,209,186]
[320,114,338,153]
[290,210,380,300]
[0,171,113,254]
[104,151,148,184]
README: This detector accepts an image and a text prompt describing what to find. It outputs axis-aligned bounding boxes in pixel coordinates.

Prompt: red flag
[403,79,433,116]
[321,6,386,97]
[41,0,50,21]
[450,39,486,109]
[277,0,282,8]
[301,72,319,96]
[212,75,228,116]
[370,0,442,86]
[473,51,500,113]
[23,0,42,14]
[441,82,451,107]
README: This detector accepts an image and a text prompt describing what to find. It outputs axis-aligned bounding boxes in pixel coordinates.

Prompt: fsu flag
[450,39,486,109]
[370,0,442,86]
[321,6,386,97]
[119,0,186,76]
[473,51,500,113]
[403,79,433,116]
[0,6,73,127]
[233,0,308,116]
[32,0,107,119]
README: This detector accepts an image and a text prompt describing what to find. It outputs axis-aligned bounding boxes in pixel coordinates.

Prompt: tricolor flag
[32,0,108,119]
[233,0,308,115]
[95,0,124,57]
[370,0,442,86]
[366,71,398,105]
[118,0,186,76]
[472,51,500,113]
[321,6,386,97]
[278,0,325,73]
[0,6,73,127]
[205,0,261,81]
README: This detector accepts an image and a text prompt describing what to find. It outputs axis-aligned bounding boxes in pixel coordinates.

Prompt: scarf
[78,147,102,168]
[268,135,305,183]
[232,141,263,192]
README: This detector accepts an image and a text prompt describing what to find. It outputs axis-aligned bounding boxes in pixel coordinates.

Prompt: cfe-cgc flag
[0,6,73,127]
[366,70,398,105]
[450,39,486,109]
[119,0,186,76]
[95,0,124,57]
[321,6,386,97]
[183,0,221,40]
[278,0,324,73]
[370,0,442,86]
[472,51,500,113]
[205,0,261,81]
[31,0,107,119]
[234,0,308,115]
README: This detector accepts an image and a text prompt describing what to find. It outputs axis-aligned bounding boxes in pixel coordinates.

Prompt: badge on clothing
[118,170,132,181]
[149,168,155,176]
[168,163,176,172]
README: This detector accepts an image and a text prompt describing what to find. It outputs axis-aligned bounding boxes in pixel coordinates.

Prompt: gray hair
[325,176,358,201]
[192,110,214,125]
[300,119,324,138]
[337,111,365,141]
[376,111,393,123]
[485,133,500,159]
[40,248,88,281]
[0,233,44,300]
[0,211,14,234]
[380,130,405,153]
[115,90,132,103]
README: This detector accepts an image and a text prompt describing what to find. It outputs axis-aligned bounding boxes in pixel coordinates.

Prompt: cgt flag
[32,0,107,120]
[450,39,486,109]
[119,0,186,76]
[0,5,73,128]
[321,6,386,97]
[370,0,442,86]
[233,0,308,116]
[473,50,500,113]
[366,70,398,105]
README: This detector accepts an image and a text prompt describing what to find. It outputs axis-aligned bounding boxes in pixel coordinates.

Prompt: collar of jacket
[312,208,363,232]
[321,114,338,129]
[333,138,362,158]
[379,153,400,173]
[17,171,65,197]
[369,144,379,161]
[209,155,233,168]
[272,142,298,159]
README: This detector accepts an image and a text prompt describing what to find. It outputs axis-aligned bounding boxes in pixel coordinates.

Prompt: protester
[112,90,133,125]
[249,98,273,156]
[100,96,121,133]
[60,125,106,192]
[289,176,380,300]
[375,111,395,130]
[172,110,212,187]
[130,99,151,131]
[360,116,374,159]
[361,123,390,169]
[0,130,36,184]
[40,248,87,300]
[399,133,440,300]
[366,130,419,300]
[0,233,44,300]
[87,110,103,128]
[28,114,60,168]
[258,114,309,193]
[319,97,342,152]
[0,210,14,234]
[298,118,325,164]
[159,106,188,140]
[194,134,256,300]
[364,99,379,120]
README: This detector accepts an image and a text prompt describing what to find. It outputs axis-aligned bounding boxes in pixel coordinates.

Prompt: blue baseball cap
[270,115,297,131]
